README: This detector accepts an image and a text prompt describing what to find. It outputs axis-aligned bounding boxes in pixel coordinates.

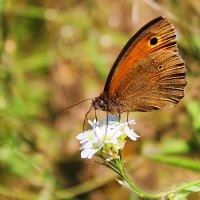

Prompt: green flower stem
[116,158,161,199]
[111,158,200,199]
[97,154,121,176]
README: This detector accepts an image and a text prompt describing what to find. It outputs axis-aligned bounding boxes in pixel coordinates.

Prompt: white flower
[76,116,139,159]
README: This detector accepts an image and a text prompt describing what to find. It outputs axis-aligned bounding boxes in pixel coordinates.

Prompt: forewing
[104,16,178,98]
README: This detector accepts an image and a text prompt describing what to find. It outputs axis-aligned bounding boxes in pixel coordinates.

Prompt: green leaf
[169,184,200,200]
[145,154,200,172]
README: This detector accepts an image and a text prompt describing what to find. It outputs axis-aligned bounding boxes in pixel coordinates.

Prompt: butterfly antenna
[60,98,93,113]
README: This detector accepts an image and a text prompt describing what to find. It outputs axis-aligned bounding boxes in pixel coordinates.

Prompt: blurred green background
[0,0,200,199]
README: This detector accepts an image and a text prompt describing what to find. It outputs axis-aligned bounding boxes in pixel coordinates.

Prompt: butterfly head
[92,93,109,111]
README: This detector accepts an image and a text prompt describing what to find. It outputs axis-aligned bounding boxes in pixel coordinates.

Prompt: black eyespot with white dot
[158,65,163,70]
[150,37,158,45]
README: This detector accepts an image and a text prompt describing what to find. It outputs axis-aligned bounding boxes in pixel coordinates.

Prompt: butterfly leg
[95,109,98,126]
[126,111,131,130]
[106,112,108,130]
[102,112,109,143]
[118,113,121,122]
[83,105,93,130]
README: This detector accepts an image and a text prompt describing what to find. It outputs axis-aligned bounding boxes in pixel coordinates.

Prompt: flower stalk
[99,155,200,199]
[76,116,200,199]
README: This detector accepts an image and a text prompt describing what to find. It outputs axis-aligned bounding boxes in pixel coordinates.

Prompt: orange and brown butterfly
[92,16,187,115]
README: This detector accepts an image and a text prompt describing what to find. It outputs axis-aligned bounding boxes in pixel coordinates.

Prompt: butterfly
[91,16,187,118]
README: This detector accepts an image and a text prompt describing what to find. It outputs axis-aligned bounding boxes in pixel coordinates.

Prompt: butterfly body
[92,93,122,114]
[92,16,187,115]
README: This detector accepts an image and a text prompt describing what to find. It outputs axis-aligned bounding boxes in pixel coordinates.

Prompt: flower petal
[76,116,139,159]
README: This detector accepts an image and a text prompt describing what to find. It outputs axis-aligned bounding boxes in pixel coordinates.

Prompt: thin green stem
[105,163,121,176]
[110,158,200,199]
[97,155,121,175]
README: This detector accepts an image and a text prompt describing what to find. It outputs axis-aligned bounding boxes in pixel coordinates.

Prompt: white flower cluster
[76,116,139,159]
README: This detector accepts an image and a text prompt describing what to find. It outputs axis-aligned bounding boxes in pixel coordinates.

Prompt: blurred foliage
[0,0,200,199]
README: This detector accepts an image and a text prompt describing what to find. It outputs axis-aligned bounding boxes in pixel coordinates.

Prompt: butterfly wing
[103,16,187,112]
[115,50,187,112]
